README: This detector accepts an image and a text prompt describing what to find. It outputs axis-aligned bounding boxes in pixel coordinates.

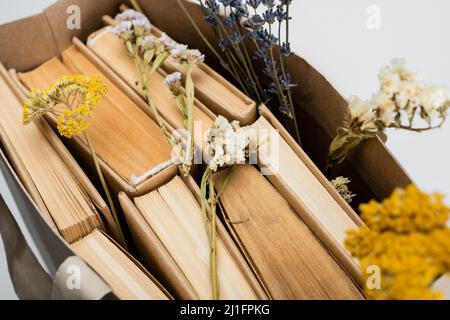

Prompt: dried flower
[116,9,150,24]
[114,9,199,177]
[23,74,107,138]
[23,75,126,247]
[171,48,205,66]
[206,116,255,172]
[164,72,183,96]
[200,115,259,299]
[327,59,450,170]
[112,9,151,44]
[331,176,355,204]
[346,185,450,300]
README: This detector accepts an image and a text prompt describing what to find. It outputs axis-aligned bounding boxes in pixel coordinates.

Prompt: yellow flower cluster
[23,74,107,138]
[346,185,450,300]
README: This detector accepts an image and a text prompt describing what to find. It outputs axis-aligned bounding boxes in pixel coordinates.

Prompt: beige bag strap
[0,195,114,300]
[0,195,52,299]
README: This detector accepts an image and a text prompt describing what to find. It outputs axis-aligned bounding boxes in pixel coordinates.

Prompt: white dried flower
[371,93,396,126]
[418,85,450,121]
[331,176,356,204]
[111,21,132,37]
[379,58,420,99]
[163,72,183,96]
[160,33,187,51]
[164,72,182,85]
[206,116,254,172]
[172,48,205,66]
[132,18,151,33]
[348,96,378,133]
[116,9,151,26]
[139,34,165,54]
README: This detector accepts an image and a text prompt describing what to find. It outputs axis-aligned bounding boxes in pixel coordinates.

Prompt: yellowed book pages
[72,229,169,300]
[134,176,258,300]
[252,116,359,249]
[18,52,172,183]
[0,74,103,243]
[216,165,364,300]
[87,29,214,145]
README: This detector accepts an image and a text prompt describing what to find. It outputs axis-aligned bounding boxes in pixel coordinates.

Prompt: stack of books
[0,5,370,300]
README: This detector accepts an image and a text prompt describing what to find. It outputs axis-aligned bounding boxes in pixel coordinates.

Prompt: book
[17,46,173,188]
[0,66,105,243]
[215,165,364,299]
[250,114,363,280]
[86,25,214,148]
[126,176,263,299]
[71,229,170,300]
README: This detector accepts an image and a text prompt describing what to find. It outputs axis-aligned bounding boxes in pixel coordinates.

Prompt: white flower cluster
[348,59,450,133]
[348,96,378,133]
[171,48,205,66]
[116,9,151,26]
[206,116,256,172]
[112,9,151,38]
[163,72,183,96]
[164,72,182,85]
[331,176,355,204]
[112,10,204,66]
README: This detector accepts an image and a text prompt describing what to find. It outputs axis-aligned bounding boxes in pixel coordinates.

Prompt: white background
[0,0,449,299]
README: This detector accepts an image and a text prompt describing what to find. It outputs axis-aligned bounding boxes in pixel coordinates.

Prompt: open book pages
[133,176,259,300]
[72,229,170,300]
[215,165,364,299]
[86,27,214,148]
[17,46,172,184]
[251,116,361,256]
[0,73,104,243]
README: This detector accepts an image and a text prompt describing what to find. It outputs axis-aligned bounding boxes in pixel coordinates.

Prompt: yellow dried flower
[346,184,450,300]
[23,74,107,138]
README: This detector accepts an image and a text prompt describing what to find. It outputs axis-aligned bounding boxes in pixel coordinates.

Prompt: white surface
[0,0,449,299]
[288,0,450,195]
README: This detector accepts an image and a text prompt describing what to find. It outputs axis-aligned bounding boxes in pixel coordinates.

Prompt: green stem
[200,167,212,241]
[176,0,231,72]
[182,66,195,176]
[231,19,263,103]
[215,14,260,100]
[129,0,143,13]
[395,121,445,132]
[224,49,251,97]
[208,174,219,300]
[277,23,301,145]
[84,133,127,249]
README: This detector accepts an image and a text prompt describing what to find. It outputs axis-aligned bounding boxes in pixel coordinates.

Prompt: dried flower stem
[129,0,143,13]
[184,66,196,175]
[200,167,219,299]
[214,14,261,101]
[176,0,243,84]
[130,49,186,168]
[200,165,234,300]
[277,10,301,145]
[84,132,127,249]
